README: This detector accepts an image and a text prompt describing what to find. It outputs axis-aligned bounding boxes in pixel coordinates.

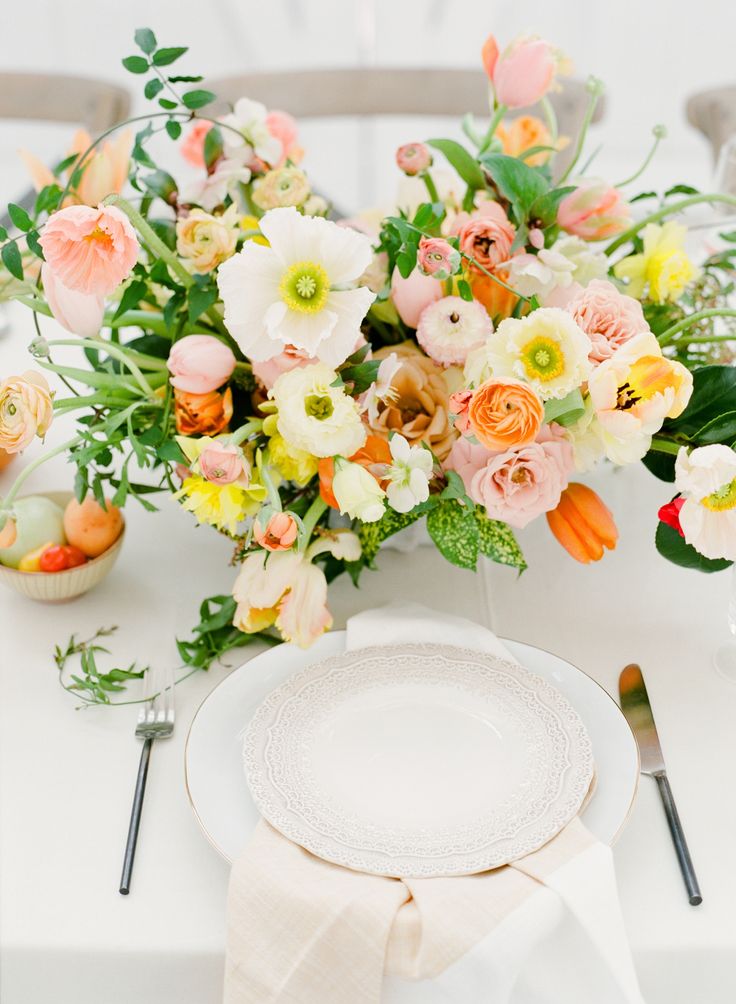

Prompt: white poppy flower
[385,434,433,513]
[675,445,736,561]
[217,207,376,366]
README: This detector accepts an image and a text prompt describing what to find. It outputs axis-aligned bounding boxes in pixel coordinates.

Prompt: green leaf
[665,183,699,198]
[641,450,676,482]
[8,203,33,232]
[457,279,473,302]
[478,153,548,222]
[165,120,182,141]
[112,278,148,321]
[543,388,585,427]
[340,359,381,395]
[168,74,204,84]
[135,27,157,54]
[440,470,470,503]
[528,186,575,227]
[157,439,186,463]
[142,169,177,202]
[204,125,223,169]
[148,218,177,250]
[144,77,164,100]
[0,225,6,241]
[1,242,23,280]
[122,55,149,74]
[427,499,479,570]
[26,230,44,260]
[158,98,178,111]
[691,410,736,446]
[474,508,526,569]
[182,89,216,110]
[427,139,485,191]
[358,507,426,564]
[74,466,89,502]
[655,520,731,572]
[152,46,188,66]
[667,365,736,439]
[187,284,218,323]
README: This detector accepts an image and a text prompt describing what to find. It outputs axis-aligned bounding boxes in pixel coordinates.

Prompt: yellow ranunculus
[613,221,699,304]
[176,206,239,274]
[267,433,319,486]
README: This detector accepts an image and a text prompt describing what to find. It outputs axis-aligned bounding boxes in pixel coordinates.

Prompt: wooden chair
[686,85,736,163]
[206,68,604,179]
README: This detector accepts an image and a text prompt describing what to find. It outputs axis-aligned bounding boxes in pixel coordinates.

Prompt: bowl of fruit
[0,491,125,601]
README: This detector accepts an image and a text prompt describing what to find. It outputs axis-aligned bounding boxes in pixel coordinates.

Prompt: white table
[1,299,735,1004]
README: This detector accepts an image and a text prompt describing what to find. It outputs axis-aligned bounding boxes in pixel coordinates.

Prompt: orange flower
[253,511,299,551]
[497,115,566,167]
[318,435,391,509]
[547,482,618,563]
[174,387,233,436]
[468,378,544,451]
[469,271,519,323]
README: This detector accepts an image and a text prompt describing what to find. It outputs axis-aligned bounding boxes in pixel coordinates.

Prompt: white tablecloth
[1,299,736,1004]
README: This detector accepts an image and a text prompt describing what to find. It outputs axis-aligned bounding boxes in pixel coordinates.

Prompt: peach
[63,496,123,558]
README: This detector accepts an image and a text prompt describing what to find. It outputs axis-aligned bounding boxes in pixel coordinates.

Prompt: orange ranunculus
[547,482,618,563]
[468,378,544,451]
[174,387,233,436]
[496,115,567,167]
[318,434,391,509]
[469,270,519,324]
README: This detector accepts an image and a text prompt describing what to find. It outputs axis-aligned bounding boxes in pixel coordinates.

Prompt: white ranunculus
[332,460,386,523]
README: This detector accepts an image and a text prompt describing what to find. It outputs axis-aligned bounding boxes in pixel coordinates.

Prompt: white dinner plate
[243,643,594,876]
[185,632,639,863]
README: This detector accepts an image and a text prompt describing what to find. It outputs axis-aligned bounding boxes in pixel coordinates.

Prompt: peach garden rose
[467,378,545,451]
[0,371,54,453]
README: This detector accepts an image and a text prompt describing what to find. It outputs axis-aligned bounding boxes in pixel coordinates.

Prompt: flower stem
[3,435,81,508]
[605,193,736,256]
[540,96,558,145]
[299,496,328,549]
[649,436,681,456]
[478,103,507,154]
[102,194,194,289]
[558,77,604,184]
[615,125,667,188]
[229,419,263,446]
[421,171,440,204]
[40,337,156,395]
[658,308,736,346]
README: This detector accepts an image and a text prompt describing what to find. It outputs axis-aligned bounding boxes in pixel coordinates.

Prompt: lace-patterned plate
[243,643,594,877]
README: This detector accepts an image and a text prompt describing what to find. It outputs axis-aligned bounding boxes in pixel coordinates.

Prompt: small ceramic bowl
[0,491,125,602]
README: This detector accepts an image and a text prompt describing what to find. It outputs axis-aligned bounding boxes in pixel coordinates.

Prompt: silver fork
[119,662,175,895]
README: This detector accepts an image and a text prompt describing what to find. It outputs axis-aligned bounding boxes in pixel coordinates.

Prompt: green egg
[0,496,66,568]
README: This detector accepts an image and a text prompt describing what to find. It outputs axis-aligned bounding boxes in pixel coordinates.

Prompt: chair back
[686,85,736,162]
[0,73,130,133]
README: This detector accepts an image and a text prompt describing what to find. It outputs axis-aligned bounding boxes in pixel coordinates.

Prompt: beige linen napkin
[224,604,644,1004]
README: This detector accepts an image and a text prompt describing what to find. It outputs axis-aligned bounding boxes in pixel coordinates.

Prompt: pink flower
[251,345,311,390]
[0,371,54,453]
[253,511,299,551]
[391,267,443,328]
[198,441,250,486]
[567,279,650,364]
[395,143,432,176]
[458,203,516,273]
[416,296,492,365]
[167,335,237,394]
[39,204,139,296]
[180,121,213,168]
[265,110,303,167]
[557,180,630,242]
[481,35,567,110]
[448,390,474,434]
[42,262,104,337]
[417,237,460,280]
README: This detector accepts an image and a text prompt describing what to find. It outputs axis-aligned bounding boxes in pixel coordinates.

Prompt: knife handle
[654,772,702,906]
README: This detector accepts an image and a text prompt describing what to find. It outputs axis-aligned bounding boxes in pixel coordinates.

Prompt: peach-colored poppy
[173,387,233,436]
[39,204,139,296]
[547,482,618,562]
[41,262,104,337]
[468,378,544,451]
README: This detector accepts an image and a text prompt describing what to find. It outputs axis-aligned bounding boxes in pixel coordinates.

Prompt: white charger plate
[185,632,639,863]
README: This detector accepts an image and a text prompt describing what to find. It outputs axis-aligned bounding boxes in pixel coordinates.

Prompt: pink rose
[42,262,104,337]
[167,335,237,394]
[180,121,213,168]
[251,345,311,390]
[417,237,460,280]
[265,110,302,167]
[198,442,250,486]
[457,203,516,273]
[448,390,474,434]
[39,204,139,296]
[567,279,650,364]
[390,267,443,328]
[395,143,432,176]
[557,180,630,242]
[253,511,299,551]
[482,35,566,110]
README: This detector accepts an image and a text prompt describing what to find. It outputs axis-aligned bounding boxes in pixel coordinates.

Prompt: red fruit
[39,545,70,572]
[64,545,88,568]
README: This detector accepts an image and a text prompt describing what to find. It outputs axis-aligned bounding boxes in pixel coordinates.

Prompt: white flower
[552,235,608,286]
[675,445,736,560]
[503,250,576,301]
[360,351,400,424]
[486,308,592,400]
[416,296,492,366]
[385,434,433,513]
[313,529,363,561]
[217,207,376,366]
[567,396,626,469]
[332,459,386,522]
[220,97,282,166]
[270,362,366,458]
[463,342,495,387]
[179,155,251,212]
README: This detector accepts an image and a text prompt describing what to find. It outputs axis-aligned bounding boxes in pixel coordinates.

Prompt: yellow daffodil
[614,221,699,304]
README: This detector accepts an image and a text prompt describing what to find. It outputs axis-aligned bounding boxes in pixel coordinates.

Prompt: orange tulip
[20,129,132,208]
[547,482,618,563]
[174,387,233,436]
[469,270,519,324]
[318,435,391,509]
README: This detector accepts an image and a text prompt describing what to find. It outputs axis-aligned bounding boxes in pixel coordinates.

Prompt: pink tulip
[395,143,432,176]
[557,180,631,241]
[167,335,237,394]
[39,204,139,296]
[42,263,104,337]
[390,267,443,328]
[481,34,566,110]
[198,441,250,486]
[253,511,299,551]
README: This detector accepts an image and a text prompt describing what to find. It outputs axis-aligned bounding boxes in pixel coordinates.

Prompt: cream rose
[0,371,54,453]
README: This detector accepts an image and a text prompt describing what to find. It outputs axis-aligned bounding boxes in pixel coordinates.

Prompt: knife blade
[619,664,702,905]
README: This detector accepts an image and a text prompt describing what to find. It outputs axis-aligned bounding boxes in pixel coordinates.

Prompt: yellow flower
[240,215,269,246]
[614,222,699,304]
[174,475,266,533]
[176,206,239,274]
[252,166,310,210]
[268,432,318,485]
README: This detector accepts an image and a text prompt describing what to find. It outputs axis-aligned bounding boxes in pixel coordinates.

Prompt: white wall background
[0,0,734,212]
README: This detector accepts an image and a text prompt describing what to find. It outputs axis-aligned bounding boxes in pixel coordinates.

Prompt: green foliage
[427,499,479,570]
[426,138,485,190]
[134,27,157,54]
[1,241,23,280]
[122,55,149,74]
[177,595,274,670]
[478,153,548,223]
[666,366,736,440]
[54,627,148,708]
[474,508,526,570]
[8,203,33,232]
[358,507,425,563]
[182,89,216,110]
[655,521,731,573]
[543,388,585,427]
[152,46,188,66]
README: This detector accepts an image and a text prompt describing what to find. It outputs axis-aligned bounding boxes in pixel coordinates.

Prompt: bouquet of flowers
[2,27,736,667]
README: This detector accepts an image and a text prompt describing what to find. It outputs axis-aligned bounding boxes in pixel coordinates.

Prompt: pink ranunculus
[251,345,311,390]
[417,237,461,281]
[253,510,299,551]
[181,121,213,168]
[482,35,565,110]
[198,441,250,486]
[390,267,444,328]
[457,202,516,273]
[41,262,105,337]
[395,142,432,176]
[567,279,650,364]
[167,335,237,394]
[448,389,474,434]
[39,204,139,296]
[557,180,630,242]
[265,110,302,167]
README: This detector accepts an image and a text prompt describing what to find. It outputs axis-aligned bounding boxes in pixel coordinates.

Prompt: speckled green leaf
[474,508,526,570]
[427,500,479,570]
[358,507,424,564]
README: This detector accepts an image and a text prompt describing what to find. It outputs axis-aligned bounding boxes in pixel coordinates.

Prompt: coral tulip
[547,482,618,562]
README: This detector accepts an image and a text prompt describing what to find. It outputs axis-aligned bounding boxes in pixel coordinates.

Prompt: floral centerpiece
[2,28,736,674]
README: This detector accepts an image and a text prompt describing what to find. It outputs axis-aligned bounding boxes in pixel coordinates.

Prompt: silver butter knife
[619,663,702,905]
